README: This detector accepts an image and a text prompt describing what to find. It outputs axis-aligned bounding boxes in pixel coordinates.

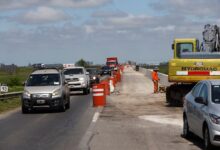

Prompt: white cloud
[151,0,220,18]
[84,25,95,34]
[151,25,175,32]
[0,0,112,10]
[105,14,152,28]
[0,0,40,9]
[49,0,112,8]
[19,6,69,24]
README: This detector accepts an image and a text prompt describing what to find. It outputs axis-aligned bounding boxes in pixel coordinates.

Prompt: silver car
[183,80,220,150]
[22,67,70,113]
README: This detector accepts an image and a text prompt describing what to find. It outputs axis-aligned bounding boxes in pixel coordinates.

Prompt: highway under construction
[0,66,207,150]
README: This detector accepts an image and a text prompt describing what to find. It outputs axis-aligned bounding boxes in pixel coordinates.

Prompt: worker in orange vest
[152,67,160,93]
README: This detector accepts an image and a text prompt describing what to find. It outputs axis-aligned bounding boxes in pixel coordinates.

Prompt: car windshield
[64,68,83,75]
[87,69,98,75]
[26,74,60,86]
[212,85,220,103]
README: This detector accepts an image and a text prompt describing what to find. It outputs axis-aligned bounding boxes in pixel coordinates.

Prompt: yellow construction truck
[166,24,220,105]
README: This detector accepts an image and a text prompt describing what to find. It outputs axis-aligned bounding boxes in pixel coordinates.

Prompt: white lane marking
[92,112,100,123]
[139,115,183,127]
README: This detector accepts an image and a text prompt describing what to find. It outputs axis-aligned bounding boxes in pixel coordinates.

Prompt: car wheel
[83,88,88,95]
[87,87,90,94]
[204,126,213,150]
[59,99,66,112]
[66,96,70,109]
[183,116,191,138]
[22,106,29,114]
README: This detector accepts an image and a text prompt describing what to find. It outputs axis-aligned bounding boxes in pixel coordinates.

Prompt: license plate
[37,100,45,104]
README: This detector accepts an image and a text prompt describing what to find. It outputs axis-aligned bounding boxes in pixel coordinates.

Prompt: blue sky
[1,0,220,66]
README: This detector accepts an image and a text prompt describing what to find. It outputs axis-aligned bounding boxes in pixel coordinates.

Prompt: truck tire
[166,86,171,104]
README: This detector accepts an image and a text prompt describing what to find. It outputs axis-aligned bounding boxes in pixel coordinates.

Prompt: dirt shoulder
[89,67,201,150]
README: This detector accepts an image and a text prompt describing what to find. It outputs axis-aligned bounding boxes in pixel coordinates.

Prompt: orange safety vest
[152,71,159,81]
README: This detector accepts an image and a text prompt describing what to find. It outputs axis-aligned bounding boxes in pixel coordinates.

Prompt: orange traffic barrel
[92,84,106,107]
[101,80,110,95]
[117,70,121,82]
[114,74,118,84]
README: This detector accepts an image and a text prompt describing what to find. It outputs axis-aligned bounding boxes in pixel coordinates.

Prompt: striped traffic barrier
[92,84,106,107]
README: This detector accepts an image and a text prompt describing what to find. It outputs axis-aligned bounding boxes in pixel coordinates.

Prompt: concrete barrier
[139,67,171,86]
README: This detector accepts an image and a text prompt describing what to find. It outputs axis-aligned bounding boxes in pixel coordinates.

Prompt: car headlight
[79,77,85,81]
[209,114,220,124]
[52,89,62,97]
[93,76,96,80]
[23,90,31,99]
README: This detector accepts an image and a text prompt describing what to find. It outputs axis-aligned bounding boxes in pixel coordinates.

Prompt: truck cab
[172,38,199,59]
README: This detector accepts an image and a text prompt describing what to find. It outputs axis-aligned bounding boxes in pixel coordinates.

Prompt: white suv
[64,67,90,94]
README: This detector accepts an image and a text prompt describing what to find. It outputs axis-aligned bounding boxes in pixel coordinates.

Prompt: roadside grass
[0,97,21,113]
[8,86,24,92]
[0,67,32,92]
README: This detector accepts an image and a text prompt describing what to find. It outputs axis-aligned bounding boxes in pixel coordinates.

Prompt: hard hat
[153,67,159,71]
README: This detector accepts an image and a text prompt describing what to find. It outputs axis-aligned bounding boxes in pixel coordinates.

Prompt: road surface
[89,66,205,150]
[0,94,95,150]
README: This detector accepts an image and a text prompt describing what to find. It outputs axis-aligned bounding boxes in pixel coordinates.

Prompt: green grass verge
[8,86,23,92]
[0,67,32,92]
[0,98,21,113]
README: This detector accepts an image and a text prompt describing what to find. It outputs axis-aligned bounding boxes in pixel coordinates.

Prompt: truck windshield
[212,85,220,104]
[176,43,193,58]
[26,74,60,86]
[64,68,83,75]
[106,62,117,66]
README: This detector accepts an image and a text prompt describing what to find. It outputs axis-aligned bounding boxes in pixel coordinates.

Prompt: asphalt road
[0,94,95,150]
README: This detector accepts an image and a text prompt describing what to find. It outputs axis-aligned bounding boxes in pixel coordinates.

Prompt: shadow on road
[181,134,219,150]
[22,108,67,114]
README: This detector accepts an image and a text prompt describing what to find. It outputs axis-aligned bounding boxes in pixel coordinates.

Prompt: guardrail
[0,91,23,101]
[139,67,171,86]
[0,76,111,101]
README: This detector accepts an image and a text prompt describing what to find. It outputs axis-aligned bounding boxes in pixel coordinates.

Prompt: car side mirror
[64,80,68,85]
[195,97,207,105]
[172,44,174,50]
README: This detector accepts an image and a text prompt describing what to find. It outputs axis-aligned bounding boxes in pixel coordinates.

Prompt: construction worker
[152,67,160,93]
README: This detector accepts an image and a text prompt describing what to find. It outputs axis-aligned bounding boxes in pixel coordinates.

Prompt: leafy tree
[75,59,93,67]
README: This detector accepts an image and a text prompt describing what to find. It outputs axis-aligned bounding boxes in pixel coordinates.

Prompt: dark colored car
[100,66,112,76]
[86,68,100,85]
[135,65,139,71]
